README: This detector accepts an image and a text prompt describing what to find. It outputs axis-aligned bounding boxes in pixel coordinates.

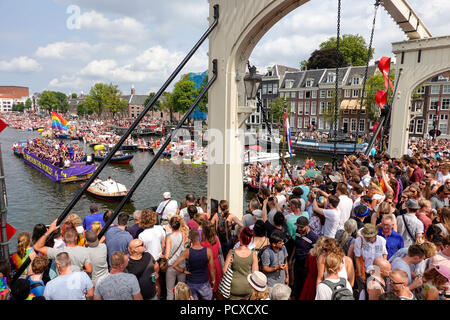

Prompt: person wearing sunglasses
[388,269,416,300]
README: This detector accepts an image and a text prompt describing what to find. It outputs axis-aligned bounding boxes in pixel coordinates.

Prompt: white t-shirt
[322,208,340,238]
[437,172,450,185]
[179,206,204,223]
[156,199,179,220]
[338,195,353,229]
[138,225,166,260]
[315,277,353,300]
[397,213,424,247]
[276,194,287,211]
[354,236,388,271]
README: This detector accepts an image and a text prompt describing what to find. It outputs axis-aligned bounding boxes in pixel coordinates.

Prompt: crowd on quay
[22,138,86,167]
[0,137,449,301]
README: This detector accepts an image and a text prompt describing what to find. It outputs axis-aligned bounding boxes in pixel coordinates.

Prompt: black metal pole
[11,5,220,284]
[364,113,386,157]
[98,60,218,239]
[0,144,9,260]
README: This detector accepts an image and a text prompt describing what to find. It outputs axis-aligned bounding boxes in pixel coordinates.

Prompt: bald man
[389,269,416,300]
[365,257,391,300]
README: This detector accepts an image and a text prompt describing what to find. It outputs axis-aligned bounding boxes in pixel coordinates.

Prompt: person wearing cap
[351,204,371,232]
[377,215,404,260]
[85,230,109,288]
[397,199,425,247]
[156,191,179,224]
[429,234,450,299]
[354,224,387,289]
[247,271,270,300]
[289,216,319,300]
[419,265,450,300]
[83,203,105,232]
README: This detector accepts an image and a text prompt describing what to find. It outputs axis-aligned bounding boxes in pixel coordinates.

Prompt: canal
[0,127,330,252]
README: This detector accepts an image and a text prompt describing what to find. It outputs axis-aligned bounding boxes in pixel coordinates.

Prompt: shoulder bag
[401,214,415,243]
[218,250,234,299]
[159,234,183,273]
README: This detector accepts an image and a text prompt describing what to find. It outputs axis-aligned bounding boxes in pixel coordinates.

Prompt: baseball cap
[435,265,450,282]
[163,192,171,199]
[295,216,309,228]
[354,204,370,218]
[252,209,263,220]
[405,199,420,210]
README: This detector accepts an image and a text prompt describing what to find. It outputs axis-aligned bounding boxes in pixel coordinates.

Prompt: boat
[243,148,295,165]
[11,140,27,158]
[137,144,152,151]
[120,143,138,151]
[94,151,134,164]
[292,138,364,155]
[82,178,130,202]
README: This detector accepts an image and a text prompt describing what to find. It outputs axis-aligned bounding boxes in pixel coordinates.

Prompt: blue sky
[1,0,449,96]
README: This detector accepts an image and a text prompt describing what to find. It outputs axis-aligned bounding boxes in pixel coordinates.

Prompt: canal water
[0,127,330,252]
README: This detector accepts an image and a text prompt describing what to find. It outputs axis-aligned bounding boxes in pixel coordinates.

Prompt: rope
[354,0,381,152]
[333,0,342,170]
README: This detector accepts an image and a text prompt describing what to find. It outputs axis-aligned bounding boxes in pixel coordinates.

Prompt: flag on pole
[51,110,68,131]
[0,118,7,133]
[285,113,292,157]
[378,57,394,91]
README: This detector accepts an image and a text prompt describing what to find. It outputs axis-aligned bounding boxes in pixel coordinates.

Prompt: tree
[38,90,59,113]
[268,97,289,124]
[170,74,197,115]
[196,74,209,113]
[25,98,32,110]
[71,93,77,99]
[104,84,128,119]
[54,92,69,113]
[158,92,173,120]
[319,34,374,67]
[364,69,395,120]
[144,92,161,110]
[85,83,110,117]
[12,102,25,112]
[307,48,346,70]
[77,102,93,117]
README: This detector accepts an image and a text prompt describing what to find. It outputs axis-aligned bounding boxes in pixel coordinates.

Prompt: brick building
[0,86,30,112]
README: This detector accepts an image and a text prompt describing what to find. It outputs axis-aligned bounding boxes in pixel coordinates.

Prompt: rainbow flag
[285,113,292,157]
[51,110,68,131]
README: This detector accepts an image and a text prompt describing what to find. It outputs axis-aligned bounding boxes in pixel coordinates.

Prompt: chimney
[131,84,135,95]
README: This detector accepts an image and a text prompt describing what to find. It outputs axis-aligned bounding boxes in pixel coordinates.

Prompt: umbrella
[303,169,321,178]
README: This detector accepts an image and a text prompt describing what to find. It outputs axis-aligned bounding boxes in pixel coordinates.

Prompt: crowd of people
[0,137,449,301]
[23,138,86,167]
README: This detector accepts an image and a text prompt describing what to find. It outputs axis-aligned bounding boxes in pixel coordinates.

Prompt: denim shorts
[187,281,213,300]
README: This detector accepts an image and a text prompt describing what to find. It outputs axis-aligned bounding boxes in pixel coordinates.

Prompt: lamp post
[237,62,262,129]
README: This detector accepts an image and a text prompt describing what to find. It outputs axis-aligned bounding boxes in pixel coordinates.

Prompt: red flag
[6,223,17,241]
[0,119,7,133]
[372,122,382,140]
[378,57,394,91]
[375,90,387,109]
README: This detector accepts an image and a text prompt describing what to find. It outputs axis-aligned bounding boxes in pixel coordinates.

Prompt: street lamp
[244,62,262,101]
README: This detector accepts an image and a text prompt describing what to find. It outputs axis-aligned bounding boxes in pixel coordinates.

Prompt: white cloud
[35,41,101,60]
[78,10,149,42]
[0,56,41,72]
[80,59,150,82]
[49,75,85,89]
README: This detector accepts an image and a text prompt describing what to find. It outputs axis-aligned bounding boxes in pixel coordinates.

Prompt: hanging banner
[378,57,394,91]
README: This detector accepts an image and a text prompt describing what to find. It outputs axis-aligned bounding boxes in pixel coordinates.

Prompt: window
[280,92,285,98]
[327,90,333,98]
[409,119,415,133]
[286,80,294,89]
[352,89,359,98]
[439,123,448,135]
[327,73,336,83]
[290,117,294,128]
[319,101,325,114]
[273,83,278,94]
[262,84,267,94]
[351,118,357,131]
[304,117,309,128]
[361,109,366,114]
[414,101,423,114]
[304,102,310,115]
[291,101,296,113]
[442,98,450,110]
[359,119,365,132]
[306,79,314,87]
[297,117,302,129]
[267,83,273,94]
[311,101,317,115]
[319,118,324,129]
[343,109,349,115]
[443,85,450,94]
[305,91,311,99]
[430,98,439,110]
[431,85,440,94]
[441,114,449,121]
[344,89,351,98]
[310,116,317,127]
[351,109,357,115]
[343,118,349,131]
[320,90,326,98]
[291,92,296,99]
[416,119,424,134]
[325,121,331,130]
[298,102,303,115]
[298,91,304,99]
[352,77,360,85]
[312,90,317,99]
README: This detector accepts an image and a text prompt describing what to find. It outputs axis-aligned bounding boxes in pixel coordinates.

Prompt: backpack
[322,278,355,300]
[257,245,275,272]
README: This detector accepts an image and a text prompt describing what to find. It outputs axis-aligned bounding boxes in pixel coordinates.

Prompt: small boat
[94,151,134,164]
[137,144,152,151]
[120,143,138,151]
[11,140,27,158]
[82,179,130,202]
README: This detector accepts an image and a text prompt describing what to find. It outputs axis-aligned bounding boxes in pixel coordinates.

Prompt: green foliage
[268,97,288,124]
[77,102,93,116]
[71,93,77,99]
[307,48,345,69]
[25,98,32,110]
[38,90,59,112]
[85,83,127,117]
[196,74,208,113]
[364,69,395,120]
[54,92,69,113]
[170,74,197,114]
[144,92,161,110]
[319,34,374,67]
[12,102,25,112]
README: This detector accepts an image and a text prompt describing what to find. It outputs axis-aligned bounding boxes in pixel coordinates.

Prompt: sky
[0,0,449,96]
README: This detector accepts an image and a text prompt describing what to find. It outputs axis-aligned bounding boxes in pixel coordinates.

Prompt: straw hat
[360,223,377,238]
[247,271,268,292]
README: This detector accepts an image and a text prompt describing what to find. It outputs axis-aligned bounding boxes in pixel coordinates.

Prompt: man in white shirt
[336,183,353,230]
[138,210,166,260]
[178,193,203,223]
[274,183,287,211]
[311,192,340,238]
[156,192,178,223]
[397,199,424,247]
[359,166,372,189]
[351,184,364,211]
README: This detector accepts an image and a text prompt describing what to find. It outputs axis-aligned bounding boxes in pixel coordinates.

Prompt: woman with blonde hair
[65,213,85,246]
[371,201,398,232]
[174,282,194,300]
[315,252,353,300]
[10,232,33,277]
[247,270,270,300]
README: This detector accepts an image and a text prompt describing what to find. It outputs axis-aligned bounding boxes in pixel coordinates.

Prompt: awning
[340,99,350,109]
